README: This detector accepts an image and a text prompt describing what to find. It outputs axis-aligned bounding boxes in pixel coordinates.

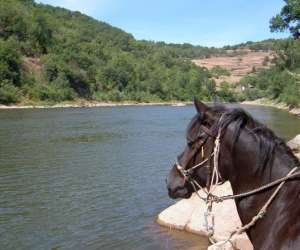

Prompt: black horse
[166,99,300,249]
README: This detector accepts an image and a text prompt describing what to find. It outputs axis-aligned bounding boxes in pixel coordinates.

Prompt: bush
[216,82,237,102]
[28,82,74,102]
[0,38,21,85]
[0,80,20,104]
[279,81,300,107]
[210,66,231,78]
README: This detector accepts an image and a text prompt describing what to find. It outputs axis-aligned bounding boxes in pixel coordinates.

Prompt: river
[0,104,299,250]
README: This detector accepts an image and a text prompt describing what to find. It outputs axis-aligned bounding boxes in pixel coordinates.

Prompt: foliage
[210,66,230,78]
[238,39,300,106]
[270,0,300,38]
[31,12,53,54]
[223,39,277,51]
[0,80,20,104]
[2,0,299,106]
[236,1,300,108]
[0,0,235,104]
[216,82,237,102]
[0,38,21,86]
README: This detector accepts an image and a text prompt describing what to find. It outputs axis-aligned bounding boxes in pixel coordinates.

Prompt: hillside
[0,0,229,105]
[193,49,274,84]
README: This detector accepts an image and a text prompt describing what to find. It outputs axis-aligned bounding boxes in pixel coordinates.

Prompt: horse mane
[216,107,300,170]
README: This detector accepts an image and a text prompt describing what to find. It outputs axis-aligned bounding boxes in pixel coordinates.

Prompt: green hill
[0,0,226,104]
[1,0,299,107]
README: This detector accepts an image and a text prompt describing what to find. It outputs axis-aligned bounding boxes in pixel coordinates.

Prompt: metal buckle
[176,163,191,179]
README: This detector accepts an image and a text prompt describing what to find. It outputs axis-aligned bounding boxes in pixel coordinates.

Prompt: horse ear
[194,97,217,122]
[194,97,208,114]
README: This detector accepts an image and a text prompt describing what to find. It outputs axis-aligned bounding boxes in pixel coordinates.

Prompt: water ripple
[0,105,299,250]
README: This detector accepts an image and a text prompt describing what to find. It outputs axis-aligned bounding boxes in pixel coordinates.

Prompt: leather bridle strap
[200,125,215,138]
[176,152,214,177]
[176,122,216,177]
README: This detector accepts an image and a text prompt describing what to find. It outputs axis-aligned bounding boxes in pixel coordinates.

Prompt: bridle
[175,117,224,242]
[175,115,224,195]
[174,113,300,245]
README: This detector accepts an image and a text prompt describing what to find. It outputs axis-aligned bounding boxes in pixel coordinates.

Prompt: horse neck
[220,124,298,222]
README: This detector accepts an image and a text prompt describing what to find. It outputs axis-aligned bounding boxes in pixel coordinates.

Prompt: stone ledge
[157,135,300,250]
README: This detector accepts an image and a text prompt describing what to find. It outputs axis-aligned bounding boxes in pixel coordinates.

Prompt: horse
[166,99,300,249]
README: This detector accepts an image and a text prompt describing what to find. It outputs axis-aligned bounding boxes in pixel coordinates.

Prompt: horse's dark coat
[166,100,300,249]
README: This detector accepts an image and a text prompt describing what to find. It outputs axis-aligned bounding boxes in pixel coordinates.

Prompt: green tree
[0,39,21,85]
[270,0,300,38]
[0,0,238,104]
[0,0,28,40]
[31,12,53,54]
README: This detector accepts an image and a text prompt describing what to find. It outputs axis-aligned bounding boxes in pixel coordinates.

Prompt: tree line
[238,0,300,107]
[0,0,226,104]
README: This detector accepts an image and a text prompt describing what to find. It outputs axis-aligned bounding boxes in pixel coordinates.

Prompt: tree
[0,0,28,40]
[0,0,235,104]
[0,39,21,85]
[270,0,300,38]
[31,12,53,54]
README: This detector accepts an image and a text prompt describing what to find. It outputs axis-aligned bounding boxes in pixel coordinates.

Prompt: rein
[175,117,300,244]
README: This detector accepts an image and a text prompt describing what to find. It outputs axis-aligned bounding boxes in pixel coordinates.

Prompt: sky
[37,0,290,47]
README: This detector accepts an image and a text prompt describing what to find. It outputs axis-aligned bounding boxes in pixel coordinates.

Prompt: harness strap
[221,167,299,245]
[211,169,300,203]
[177,152,214,175]
[200,125,215,137]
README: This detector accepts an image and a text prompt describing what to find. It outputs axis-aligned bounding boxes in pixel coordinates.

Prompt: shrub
[0,80,20,104]
[0,38,21,85]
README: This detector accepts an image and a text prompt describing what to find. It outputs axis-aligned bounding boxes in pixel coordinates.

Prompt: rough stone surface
[287,134,300,152]
[157,136,300,249]
[157,182,253,249]
[207,241,234,250]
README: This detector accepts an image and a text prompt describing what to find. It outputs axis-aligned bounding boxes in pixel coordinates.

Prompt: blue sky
[37,0,289,47]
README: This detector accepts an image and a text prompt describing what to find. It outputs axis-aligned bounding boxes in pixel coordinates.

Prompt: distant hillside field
[193,49,274,84]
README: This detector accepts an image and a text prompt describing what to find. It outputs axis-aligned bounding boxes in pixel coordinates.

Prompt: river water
[0,105,299,250]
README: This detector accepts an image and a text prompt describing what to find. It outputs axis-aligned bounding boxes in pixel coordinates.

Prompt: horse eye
[187,141,193,147]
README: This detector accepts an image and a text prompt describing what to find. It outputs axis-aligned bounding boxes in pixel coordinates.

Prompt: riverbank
[242,98,300,116]
[1,99,299,117]
[0,100,192,109]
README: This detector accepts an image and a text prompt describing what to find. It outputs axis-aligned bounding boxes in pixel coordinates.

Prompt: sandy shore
[242,98,300,116]
[0,101,192,109]
[0,99,299,117]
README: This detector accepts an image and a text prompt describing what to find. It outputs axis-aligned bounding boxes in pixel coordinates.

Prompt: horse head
[166,99,226,199]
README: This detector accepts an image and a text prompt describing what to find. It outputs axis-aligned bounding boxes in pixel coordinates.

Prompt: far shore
[0,99,299,116]
[241,98,300,116]
[0,101,193,109]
